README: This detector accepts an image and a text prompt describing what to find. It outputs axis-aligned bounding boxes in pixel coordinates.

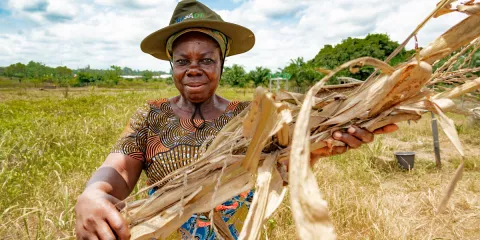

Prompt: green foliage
[247,66,271,87]
[142,70,154,82]
[310,33,414,81]
[1,61,171,88]
[2,61,74,85]
[4,62,27,80]
[105,65,121,85]
[77,72,103,86]
[282,57,323,87]
[474,51,480,68]
[222,64,249,87]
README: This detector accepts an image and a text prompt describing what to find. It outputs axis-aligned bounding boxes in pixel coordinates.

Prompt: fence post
[431,112,442,169]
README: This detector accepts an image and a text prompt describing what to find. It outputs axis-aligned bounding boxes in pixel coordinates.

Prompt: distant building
[161,74,171,79]
[121,74,171,79]
[121,75,143,79]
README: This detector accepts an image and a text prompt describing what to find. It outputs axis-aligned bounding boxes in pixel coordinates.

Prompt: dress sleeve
[110,104,149,163]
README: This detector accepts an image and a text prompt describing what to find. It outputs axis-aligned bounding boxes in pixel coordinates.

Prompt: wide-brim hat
[141,0,255,61]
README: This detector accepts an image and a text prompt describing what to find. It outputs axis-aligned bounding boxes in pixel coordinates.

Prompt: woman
[75,1,397,239]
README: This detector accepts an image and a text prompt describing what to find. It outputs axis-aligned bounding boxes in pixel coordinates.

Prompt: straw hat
[140,0,255,61]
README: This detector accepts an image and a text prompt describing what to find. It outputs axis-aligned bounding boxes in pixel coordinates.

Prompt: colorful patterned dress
[111,98,252,239]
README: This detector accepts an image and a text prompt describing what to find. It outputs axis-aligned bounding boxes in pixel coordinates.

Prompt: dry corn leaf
[289,90,335,240]
[457,2,480,16]
[433,0,457,18]
[263,168,287,220]
[242,90,292,173]
[434,77,480,99]
[431,102,464,156]
[420,15,480,64]
[437,163,465,213]
[239,153,278,240]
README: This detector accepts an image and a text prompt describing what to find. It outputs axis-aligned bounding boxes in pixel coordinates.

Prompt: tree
[247,67,271,87]
[122,67,134,75]
[106,65,121,85]
[282,57,322,87]
[310,33,413,81]
[54,66,73,84]
[142,70,153,82]
[5,63,27,82]
[221,64,248,87]
[77,72,94,85]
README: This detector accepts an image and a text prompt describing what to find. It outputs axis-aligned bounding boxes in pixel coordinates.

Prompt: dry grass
[267,116,480,240]
[0,86,479,239]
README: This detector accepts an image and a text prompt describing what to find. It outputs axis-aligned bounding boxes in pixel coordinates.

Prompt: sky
[0,0,470,72]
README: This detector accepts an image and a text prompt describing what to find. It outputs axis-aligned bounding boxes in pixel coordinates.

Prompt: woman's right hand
[75,187,130,240]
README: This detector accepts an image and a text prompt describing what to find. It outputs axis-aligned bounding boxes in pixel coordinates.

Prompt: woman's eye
[175,59,189,66]
[200,58,214,64]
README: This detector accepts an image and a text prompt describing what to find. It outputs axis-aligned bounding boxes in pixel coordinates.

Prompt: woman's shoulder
[146,98,170,109]
[225,100,251,112]
[129,98,171,122]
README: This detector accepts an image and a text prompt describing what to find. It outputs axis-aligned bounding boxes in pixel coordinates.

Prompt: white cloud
[94,0,176,9]
[0,0,475,72]
[220,0,470,71]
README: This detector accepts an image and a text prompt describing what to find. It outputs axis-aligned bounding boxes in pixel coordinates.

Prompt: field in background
[0,86,479,239]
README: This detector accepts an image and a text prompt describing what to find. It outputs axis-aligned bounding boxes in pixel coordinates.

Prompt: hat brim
[141,20,255,61]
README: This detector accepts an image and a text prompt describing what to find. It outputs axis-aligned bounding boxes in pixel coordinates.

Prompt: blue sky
[0,0,469,71]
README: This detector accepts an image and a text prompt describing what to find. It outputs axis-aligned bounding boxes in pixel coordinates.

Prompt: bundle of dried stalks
[121,4,480,240]
[471,107,480,119]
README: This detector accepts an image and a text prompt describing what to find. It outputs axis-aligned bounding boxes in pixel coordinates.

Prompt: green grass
[0,86,253,239]
[0,86,479,239]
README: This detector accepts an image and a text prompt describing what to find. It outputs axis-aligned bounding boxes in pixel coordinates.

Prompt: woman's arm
[75,153,143,240]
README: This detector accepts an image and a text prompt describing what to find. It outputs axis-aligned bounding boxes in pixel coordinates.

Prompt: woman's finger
[347,126,374,143]
[76,219,99,240]
[96,221,117,240]
[79,232,99,240]
[333,131,362,148]
[332,146,347,155]
[373,124,399,135]
[310,146,348,165]
[106,209,131,240]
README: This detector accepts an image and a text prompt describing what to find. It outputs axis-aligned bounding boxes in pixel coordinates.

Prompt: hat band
[165,28,231,60]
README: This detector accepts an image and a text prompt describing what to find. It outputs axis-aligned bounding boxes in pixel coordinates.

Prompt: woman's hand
[310,124,398,164]
[75,185,130,240]
[75,153,143,240]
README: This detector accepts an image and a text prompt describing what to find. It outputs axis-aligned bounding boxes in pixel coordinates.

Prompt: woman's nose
[186,67,203,77]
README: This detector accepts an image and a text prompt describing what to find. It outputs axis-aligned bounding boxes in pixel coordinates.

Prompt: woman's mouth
[185,83,205,90]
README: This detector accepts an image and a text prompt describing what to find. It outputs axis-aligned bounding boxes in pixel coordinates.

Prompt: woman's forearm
[84,153,144,200]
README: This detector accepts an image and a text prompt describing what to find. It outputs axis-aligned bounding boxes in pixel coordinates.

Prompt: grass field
[0,84,479,239]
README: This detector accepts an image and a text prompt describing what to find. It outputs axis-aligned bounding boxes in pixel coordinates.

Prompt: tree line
[0,62,168,87]
[2,33,478,88]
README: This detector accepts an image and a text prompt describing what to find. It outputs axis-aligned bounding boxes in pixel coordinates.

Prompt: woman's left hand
[310,124,398,165]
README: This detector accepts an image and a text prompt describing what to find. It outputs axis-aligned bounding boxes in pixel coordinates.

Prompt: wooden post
[431,112,442,169]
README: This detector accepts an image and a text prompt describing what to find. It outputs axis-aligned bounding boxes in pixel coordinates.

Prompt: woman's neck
[171,95,229,120]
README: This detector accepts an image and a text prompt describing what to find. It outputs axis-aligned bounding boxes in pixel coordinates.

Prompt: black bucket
[394,152,415,170]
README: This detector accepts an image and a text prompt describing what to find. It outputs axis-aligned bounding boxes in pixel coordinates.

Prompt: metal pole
[269,78,272,91]
[431,112,442,169]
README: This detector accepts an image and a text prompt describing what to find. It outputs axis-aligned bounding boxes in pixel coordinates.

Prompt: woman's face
[171,32,222,103]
